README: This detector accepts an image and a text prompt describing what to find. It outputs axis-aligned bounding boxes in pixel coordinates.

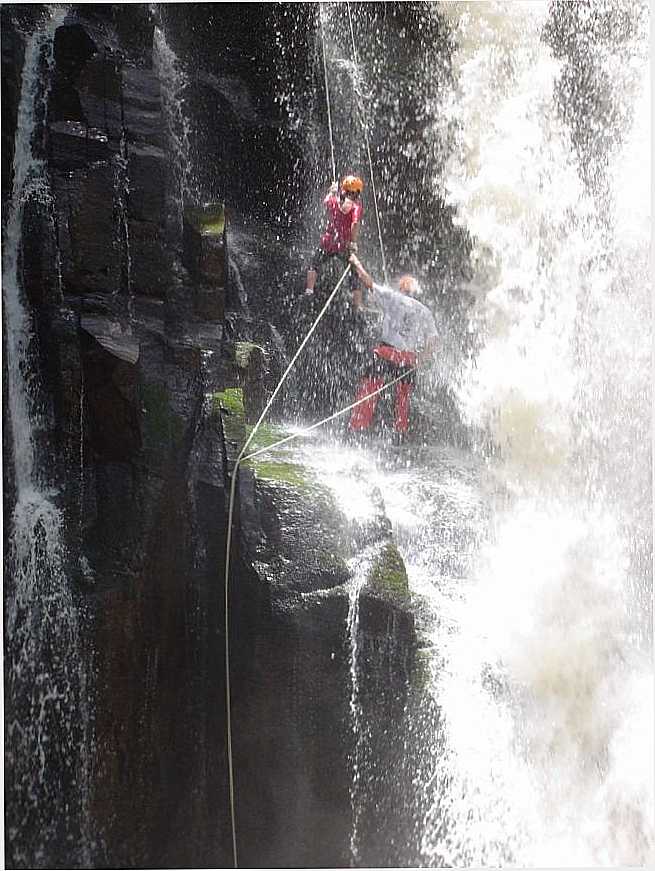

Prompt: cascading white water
[116,131,133,298]
[153,23,192,236]
[409,1,653,865]
[4,26,55,493]
[3,11,94,867]
[279,0,652,865]
[346,549,373,866]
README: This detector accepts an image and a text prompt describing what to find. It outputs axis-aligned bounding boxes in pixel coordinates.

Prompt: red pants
[349,345,417,433]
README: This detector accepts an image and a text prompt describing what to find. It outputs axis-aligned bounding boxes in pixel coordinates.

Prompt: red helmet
[341,175,364,194]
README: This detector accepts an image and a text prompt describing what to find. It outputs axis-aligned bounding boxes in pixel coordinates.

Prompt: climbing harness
[346,1,388,285]
[319,1,387,282]
[223,7,398,865]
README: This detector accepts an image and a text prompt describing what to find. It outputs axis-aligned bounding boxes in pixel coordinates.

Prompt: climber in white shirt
[348,253,437,440]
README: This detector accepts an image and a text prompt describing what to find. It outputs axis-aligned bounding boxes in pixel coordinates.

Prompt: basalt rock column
[183,202,227,322]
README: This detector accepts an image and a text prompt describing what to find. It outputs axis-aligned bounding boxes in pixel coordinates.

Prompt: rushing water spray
[116,131,133,300]
[153,23,192,237]
[410,1,653,865]
[278,1,652,865]
[3,12,94,867]
[346,551,369,865]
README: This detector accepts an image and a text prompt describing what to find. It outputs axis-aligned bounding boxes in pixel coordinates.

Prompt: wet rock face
[2,7,232,867]
[4,5,418,868]
[88,408,232,869]
[159,2,316,224]
[1,14,25,204]
[225,419,416,867]
[47,11,170,302]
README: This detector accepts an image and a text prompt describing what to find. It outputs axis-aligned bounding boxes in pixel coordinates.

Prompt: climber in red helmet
[305,174,364,296]
[347,253,438,444]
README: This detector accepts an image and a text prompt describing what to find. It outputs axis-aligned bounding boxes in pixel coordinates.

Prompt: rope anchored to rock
[223,6,394,864]
[222,259,419,866]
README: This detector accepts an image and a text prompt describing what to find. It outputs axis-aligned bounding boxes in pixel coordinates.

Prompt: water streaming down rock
[285,2,471,439]
[396,2,653,865]
[416,3,653,864]
[3,11,95,867]
[2,3,650,866]
[281,1,653,865]
[152,22,192,240]
[116,132,133,299]
[346,548,374,865]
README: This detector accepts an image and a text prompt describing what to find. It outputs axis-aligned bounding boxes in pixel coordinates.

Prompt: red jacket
[320,194,362,254]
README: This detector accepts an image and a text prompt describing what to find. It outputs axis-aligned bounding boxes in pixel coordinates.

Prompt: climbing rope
[319,0,388,282]
[242,364,418,463]
[318,3,337,183]
[223,8,395,863]
[346,1,388,285]
[223,262,350,867]
[222,258,422,866]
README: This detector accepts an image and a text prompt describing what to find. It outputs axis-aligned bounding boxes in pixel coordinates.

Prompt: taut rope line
[224,5,396,863]
[223,260,420,865]
[242,365,419,463]
[346,1,388,285]
[223,262,350,867]
[318,3,337,183]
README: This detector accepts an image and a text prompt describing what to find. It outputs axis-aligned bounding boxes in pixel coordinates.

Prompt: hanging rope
[223,7,397,864]
[223,262,350,868]
[242,364,418,463]
[318,3,337,183]
[222,257,423,866]
[346,1,388,285]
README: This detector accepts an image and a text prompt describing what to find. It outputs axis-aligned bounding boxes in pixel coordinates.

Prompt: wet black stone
[49,119,115,168]
[77,52,123,139]
[128,218,171,297]
[52,161,122,295]
[53,22,97,76]
[182,205,227,286]
[4,4,428,868]
[126,142,166,222]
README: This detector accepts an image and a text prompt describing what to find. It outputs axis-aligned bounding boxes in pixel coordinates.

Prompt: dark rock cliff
[2,4,417,867]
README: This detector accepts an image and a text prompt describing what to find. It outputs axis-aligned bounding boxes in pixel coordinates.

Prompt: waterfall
[116,130,133,300]
[3,12,95,867]
[413,1,652,865]
[278,1,652,864]
[152,22,192,237]
[4,28,53,492]
[346,549,373,866]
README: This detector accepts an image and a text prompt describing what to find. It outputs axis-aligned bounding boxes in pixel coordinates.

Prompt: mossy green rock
[212,387,308,487]
[235,341,266,369]
[142,381,185,451]
[213,387,244,416]
[252,476,350,595]
[369,542,409,597]
[182,203,225,285]
[234,341,267,423]
[184,203,225,236]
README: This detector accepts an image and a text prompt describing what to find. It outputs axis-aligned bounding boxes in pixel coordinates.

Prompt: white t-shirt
[370,283,438,351]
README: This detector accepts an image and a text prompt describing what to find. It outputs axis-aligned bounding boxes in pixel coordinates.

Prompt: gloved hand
[329,181,339,195]
[348,241,358,253]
